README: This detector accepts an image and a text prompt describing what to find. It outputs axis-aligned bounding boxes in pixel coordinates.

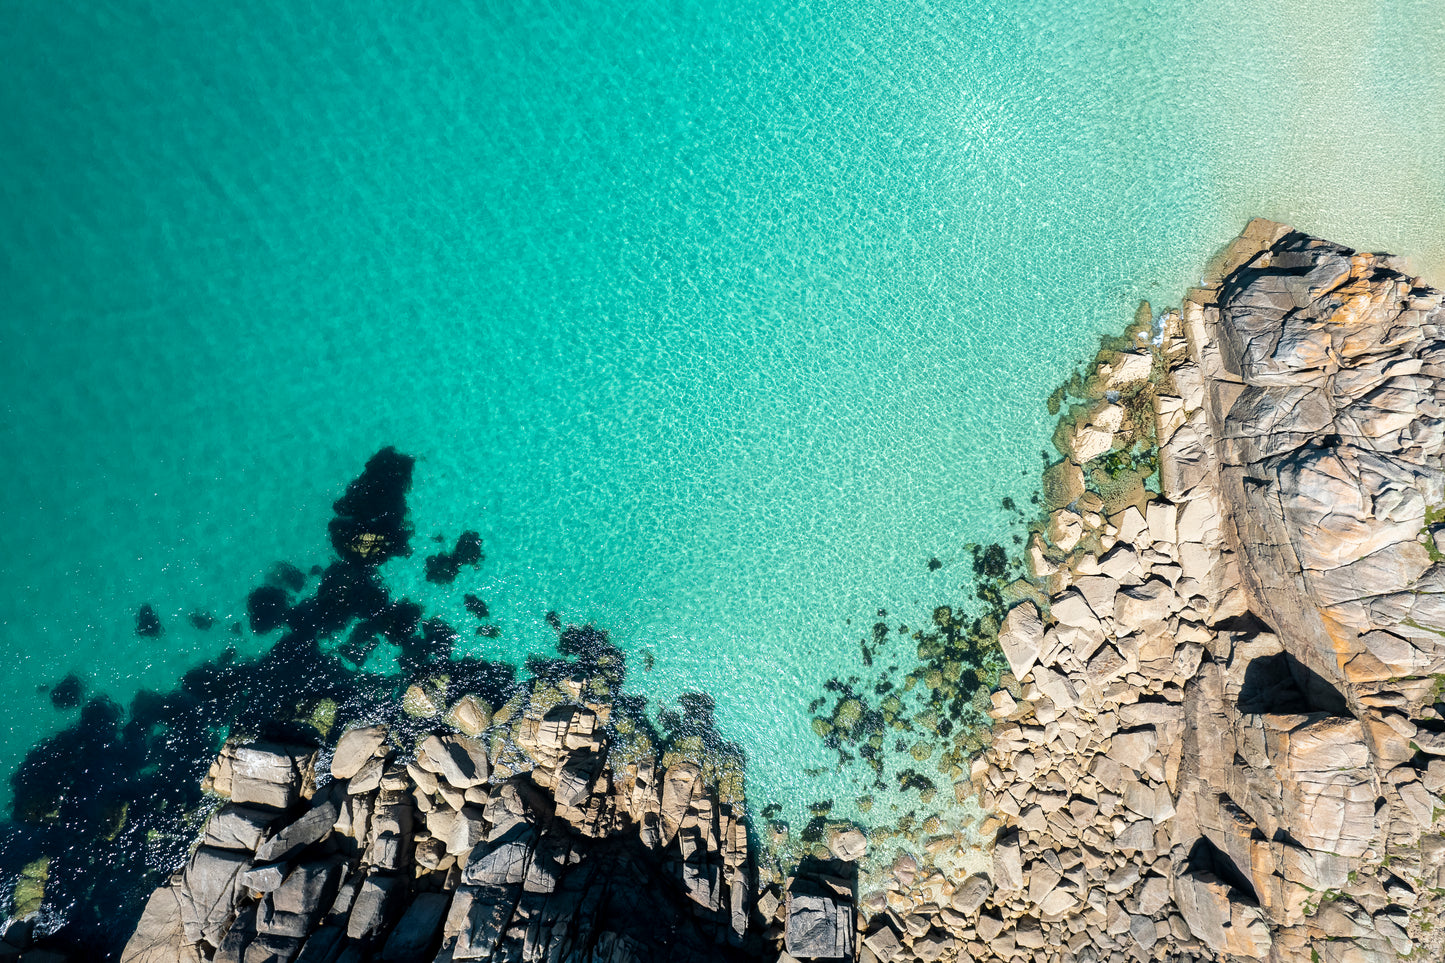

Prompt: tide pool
[2,0,1443,830]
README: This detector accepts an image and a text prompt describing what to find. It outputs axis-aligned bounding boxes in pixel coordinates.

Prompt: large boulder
[997,602,1044,680]
[253,790,341,863]
[658,762,700,846]
[1201,227,1445,694]
[416,733,487,789]
[202,805,282,852]
[464,822,537,887]
[330,725,388,780]
[346,875,405,941]
[176,847,251,948]
[229,742,316,811]
[438,885,520,960]
[785,875,855,960]
[991,830,1023,892]
[1266,715,1377,858]
[1173,866,1272,959]
[121,886,201,963]
[256,858,346,939]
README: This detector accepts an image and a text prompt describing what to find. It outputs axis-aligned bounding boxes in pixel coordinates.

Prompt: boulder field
[872,220,1445,963]
[108,674,850,963]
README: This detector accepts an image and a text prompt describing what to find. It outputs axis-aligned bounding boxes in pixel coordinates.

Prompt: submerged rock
[47,673,84,710]
[11,857,50,919]
[135,604,163,637]
[327,446,414,564]
[424,530,484,584]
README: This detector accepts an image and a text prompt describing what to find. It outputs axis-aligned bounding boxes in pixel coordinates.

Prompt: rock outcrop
[113,674,866,963]
[1177,222,1445,961]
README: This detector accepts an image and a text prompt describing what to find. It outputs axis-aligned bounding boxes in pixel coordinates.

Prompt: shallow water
[2,0,1443,831]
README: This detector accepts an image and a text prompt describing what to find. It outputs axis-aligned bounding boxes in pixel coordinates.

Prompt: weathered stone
[213,903,257,963]
[1104,863,1140,895]
[785,875,855,960]
[203,805,282,853]
[330,726,388,780]
[863,925,902,963]
[912,930,955,963]
[998,601,1044,680]
[1069,423,1116,464]
[1269,714,1377,858]
[1015,916,1045,949]
[121,886,194,963]
[240,863,287,895]
[1173,867,1272,959]
[230,742,314,811]
[348,754,386,795]
[464,822,536,887]
[1128,914,1158,951]
[950,873,991,916]
[402,684,440,718]
[827,827,867,862]
[177,846,251,947]
[254,792,340,864]
[446,804,488,856]
[416,733,487,789]
[1114,579,1176,627]
[441,884,519,960]
[1115,819,1156,853]
[1145,501,1177,547]
[1043,460,1086,511]
[445,695,493,737]
[1103,351,1154,390]
[239,933,300,962]
[346,874,404,940]
[258,858,345,939]
[1107,727,1157,771]
[659,762,700,845]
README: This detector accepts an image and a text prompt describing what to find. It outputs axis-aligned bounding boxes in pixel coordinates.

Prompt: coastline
[5,219,1445,962]
[908,220,1445,963]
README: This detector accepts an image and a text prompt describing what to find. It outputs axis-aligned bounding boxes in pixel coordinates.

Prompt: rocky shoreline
[6,219,1445,962]
[863,220,1445,963]
[116,676,799,962]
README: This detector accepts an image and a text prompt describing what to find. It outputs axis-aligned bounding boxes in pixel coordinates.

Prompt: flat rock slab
[254,792,340,864]
[203,805,282,852]
[785,881,855,961]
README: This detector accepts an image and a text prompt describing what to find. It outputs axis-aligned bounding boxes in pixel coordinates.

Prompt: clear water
[2,0,1443,821]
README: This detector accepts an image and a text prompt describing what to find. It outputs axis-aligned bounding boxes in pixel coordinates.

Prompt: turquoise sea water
[2,0,1444,828]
